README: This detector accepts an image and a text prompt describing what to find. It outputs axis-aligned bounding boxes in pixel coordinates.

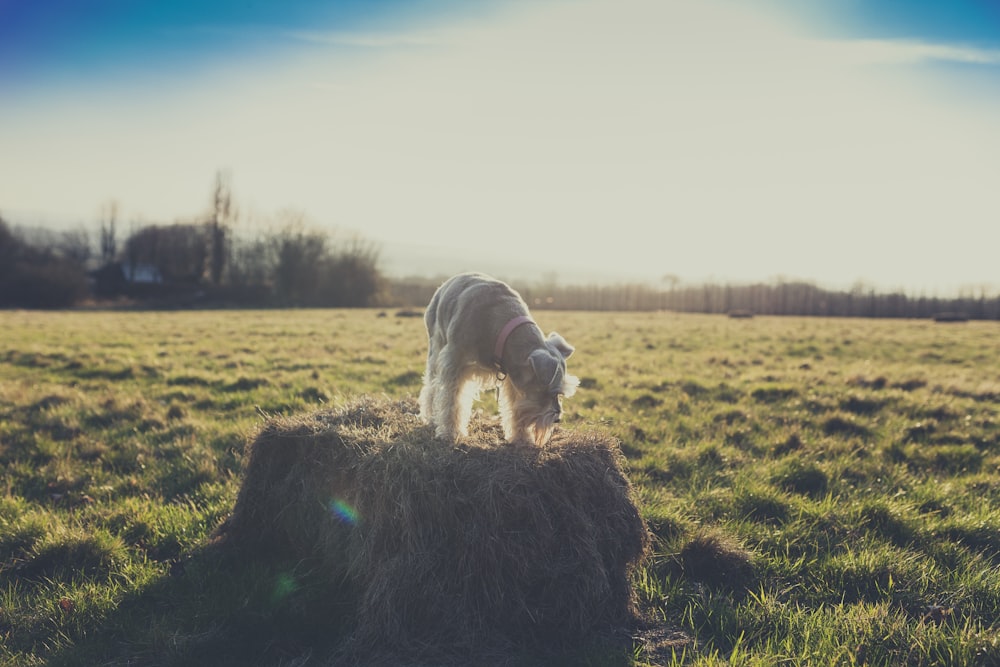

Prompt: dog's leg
[452,371,481,439]
[497,378,518,442]
[418,337,441,424]
[428,345,470,441]
[418,380,434,425]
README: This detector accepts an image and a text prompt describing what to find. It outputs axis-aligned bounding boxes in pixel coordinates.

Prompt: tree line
[5,217,997,319]
[0,174,383,309]
[1,171,995,318]
[387,276,999,321]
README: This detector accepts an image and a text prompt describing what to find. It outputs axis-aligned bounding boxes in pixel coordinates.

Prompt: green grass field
[2,309,999,665]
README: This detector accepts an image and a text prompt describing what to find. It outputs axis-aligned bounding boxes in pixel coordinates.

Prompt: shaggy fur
[215,397,651,663]
[418,272,580,446]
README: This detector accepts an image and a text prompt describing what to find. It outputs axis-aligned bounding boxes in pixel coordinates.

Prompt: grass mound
[215,396,650,660]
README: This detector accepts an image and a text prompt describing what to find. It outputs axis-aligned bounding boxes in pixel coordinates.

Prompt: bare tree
[59,226,92,266]
[208,170,235,286]
[661,273,680,310]
[99,200,119,264]
[270,212,329,304]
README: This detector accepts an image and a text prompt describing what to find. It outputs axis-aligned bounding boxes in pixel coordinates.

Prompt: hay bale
[217,396,650,658]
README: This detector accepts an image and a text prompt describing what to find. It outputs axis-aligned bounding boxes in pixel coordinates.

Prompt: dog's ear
[528,349,559,386]
[546,332,574,360]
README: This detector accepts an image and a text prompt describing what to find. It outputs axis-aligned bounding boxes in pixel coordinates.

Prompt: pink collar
[494,315,535,370]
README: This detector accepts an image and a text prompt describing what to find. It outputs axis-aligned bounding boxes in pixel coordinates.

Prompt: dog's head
[510,332,580,445]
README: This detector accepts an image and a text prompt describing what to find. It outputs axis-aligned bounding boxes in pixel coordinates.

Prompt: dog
[418,272,579,446]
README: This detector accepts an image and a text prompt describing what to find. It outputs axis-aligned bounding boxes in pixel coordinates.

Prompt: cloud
[821,38,1000,67]
[286,30,442,49]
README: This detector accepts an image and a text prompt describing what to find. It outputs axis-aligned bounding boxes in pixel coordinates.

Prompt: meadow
[1,309,999,665]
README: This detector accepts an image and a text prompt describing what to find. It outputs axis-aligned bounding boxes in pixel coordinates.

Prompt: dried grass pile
[216,396,650,658]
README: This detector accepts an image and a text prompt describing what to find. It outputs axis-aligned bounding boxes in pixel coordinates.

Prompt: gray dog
[418,272,579,446]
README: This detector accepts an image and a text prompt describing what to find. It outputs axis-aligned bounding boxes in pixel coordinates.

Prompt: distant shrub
[933,312,969,323]
[0,219,89,308]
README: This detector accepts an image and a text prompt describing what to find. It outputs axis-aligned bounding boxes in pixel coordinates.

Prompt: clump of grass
[939,514,1000,560]
[771,458,828,498]
[750,385,797,404]
[732,482,790,525]
[164,404,186,421]
[889,441,985,475]
[856,498,917,546]
[679,529,756,590]
[773,432,803,457]
[848,375,888,390]
[895,378,928,392]
[166,374,212,387]
[632,394,664,409]
[712,409,748,425]
[20,526,127,580]
[387,369,422,386]
[0,511,50,568]
[822,414,871,439]
[679,379,709,399]
[216,396,651,661]
[297,386,330,402]
[905,420,938,442]
[222,376,270,392]
[642,504,691,543]
[841,394,886,415]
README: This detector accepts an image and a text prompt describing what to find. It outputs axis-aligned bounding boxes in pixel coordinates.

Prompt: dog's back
[424,273,528,366]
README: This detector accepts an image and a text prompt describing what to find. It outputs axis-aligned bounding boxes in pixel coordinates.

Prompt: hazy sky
[2,0,999,292]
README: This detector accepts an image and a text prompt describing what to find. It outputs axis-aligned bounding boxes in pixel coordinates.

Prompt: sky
[2,0,1000,293]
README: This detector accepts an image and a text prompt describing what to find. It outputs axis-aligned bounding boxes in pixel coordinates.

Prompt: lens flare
[329,498,359,525]
[271,572,298,605]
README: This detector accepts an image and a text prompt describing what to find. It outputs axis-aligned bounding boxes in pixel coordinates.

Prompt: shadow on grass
[45,546,357,667]
[46,541,639,667]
